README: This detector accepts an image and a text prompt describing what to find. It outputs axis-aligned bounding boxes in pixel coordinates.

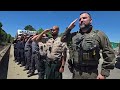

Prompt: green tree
[37,28,52,38]
[24,25,36,31]
[6,34,11,43]
[10,37,14,43]
[47,31,52,38]
[1,29,7,42]
[0,21,13,45]
[37,28,44,34]
[0,22,3,27]
[0,22,7,42]
[0,22,3,43]
[110,42,119,48]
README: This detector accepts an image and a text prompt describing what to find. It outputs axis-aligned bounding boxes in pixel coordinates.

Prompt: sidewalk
[7,45,38,79]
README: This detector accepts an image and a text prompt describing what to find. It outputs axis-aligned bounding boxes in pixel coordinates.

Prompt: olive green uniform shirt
[61,27,116,77]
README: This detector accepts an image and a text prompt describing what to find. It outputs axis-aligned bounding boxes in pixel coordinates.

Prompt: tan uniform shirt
[38,42,47,56]
[46,37,67,61]
[38,37,49,56]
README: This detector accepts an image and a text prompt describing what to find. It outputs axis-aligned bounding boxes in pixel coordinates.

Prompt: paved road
[7,45,38,79]
[6,45,120,79]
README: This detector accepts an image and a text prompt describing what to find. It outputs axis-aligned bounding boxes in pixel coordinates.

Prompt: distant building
[17,29,37,35]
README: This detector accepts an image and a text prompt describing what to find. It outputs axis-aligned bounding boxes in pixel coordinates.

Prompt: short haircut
[53,26,59,30]
[80,12,92,19]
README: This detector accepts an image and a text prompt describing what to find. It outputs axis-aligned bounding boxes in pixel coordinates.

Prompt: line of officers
[13,26,68,79]
[13,12,116,79]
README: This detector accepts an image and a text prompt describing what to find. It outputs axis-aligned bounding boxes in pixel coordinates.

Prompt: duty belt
[41,55,46,59]
[25,50,29,52]
[32,51,39,54]
[74,64,98,72]
[47,58,61,64]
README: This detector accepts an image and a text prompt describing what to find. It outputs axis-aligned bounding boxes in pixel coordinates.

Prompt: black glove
[68,65,74,73]
[68,59,74,73]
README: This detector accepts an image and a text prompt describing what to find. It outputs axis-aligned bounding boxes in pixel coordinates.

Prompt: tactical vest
[69,30,101,66]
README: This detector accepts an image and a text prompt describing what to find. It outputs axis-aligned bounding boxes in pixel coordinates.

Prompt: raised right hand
[68,18,78,30]
[43,29,51,34]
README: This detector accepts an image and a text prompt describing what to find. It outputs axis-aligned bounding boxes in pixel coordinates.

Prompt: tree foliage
[37,28,52,38]
[37,28,44,34]
[47,31,52,38]
[110,42,119,48]
[0,22,3,28]
[6,34,12,43]
[0,29,7,42]
[0,22,13,45]
[24,25,36,31]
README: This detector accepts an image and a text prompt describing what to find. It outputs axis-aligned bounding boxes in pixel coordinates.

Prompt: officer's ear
[90,18,92,24]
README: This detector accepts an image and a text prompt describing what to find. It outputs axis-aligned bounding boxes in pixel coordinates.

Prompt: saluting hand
[43,29,51,34]
[68,18,78,30]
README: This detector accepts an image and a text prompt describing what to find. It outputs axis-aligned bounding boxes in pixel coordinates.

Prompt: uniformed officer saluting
[36,26,67,79]
[61,12,116,79]
[36,34,49,79]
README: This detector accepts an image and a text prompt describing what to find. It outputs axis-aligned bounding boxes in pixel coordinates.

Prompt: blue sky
[0,11,120,43]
